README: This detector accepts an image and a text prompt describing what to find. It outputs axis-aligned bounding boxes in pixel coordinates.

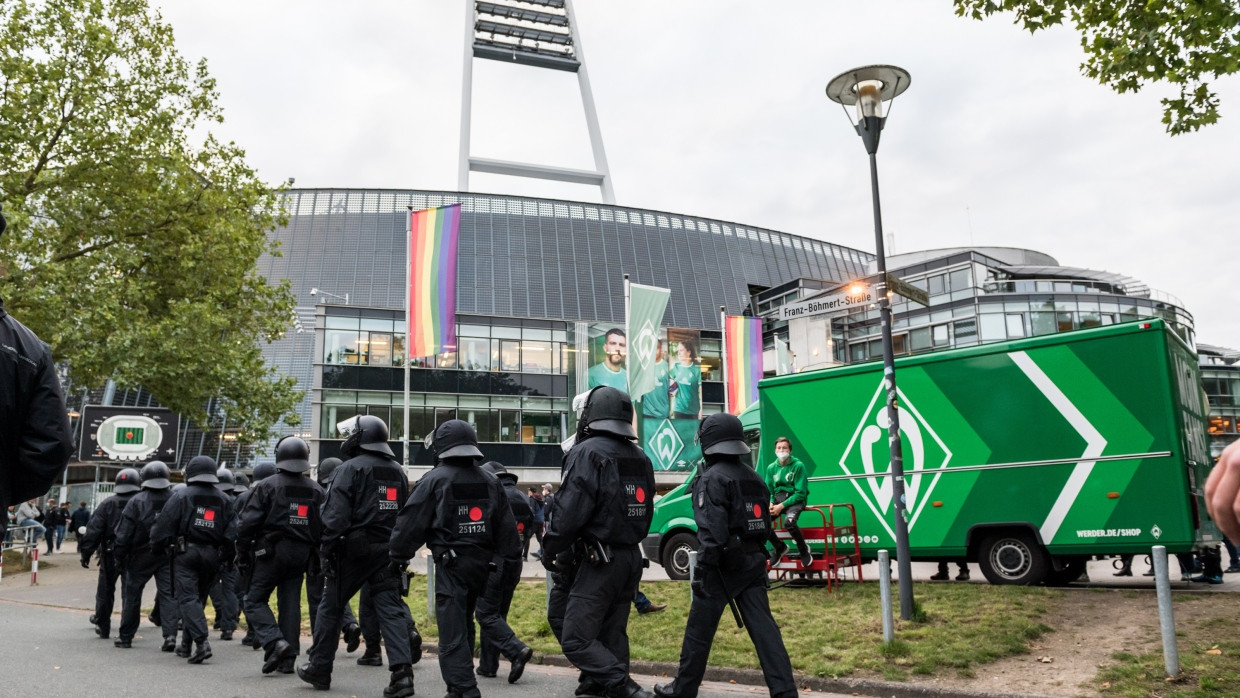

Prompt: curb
[420,643,1057,698]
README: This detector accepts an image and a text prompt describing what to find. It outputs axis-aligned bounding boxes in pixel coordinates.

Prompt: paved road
[0,598,844,697]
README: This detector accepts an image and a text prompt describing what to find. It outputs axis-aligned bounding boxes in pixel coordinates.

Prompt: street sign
[885,273,930,306]
[778,287,875,321]
[79,406,180,462]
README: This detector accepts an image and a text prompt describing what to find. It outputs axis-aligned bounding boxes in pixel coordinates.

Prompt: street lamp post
[826,65,916,620]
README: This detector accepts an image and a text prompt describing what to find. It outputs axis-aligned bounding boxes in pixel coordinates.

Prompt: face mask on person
[776,449,791,463]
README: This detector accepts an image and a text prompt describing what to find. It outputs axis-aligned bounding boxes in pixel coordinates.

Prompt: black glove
[691,564,714,596]
[80,555,91,569]
[388,558,408,579]
[540,551,558,573]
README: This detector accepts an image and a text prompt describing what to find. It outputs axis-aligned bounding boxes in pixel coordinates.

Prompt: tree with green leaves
[955,0,1240,135]
[0,0,300,442]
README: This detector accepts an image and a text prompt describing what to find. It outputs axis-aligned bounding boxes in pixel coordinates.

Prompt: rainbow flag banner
[407,204,461,359]
[724,315,763,415]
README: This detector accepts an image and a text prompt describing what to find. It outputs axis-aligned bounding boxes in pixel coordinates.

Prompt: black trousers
[435,555,490,697]
[561,546,643,690]
[173,545,221,643]
[119,551,179,642]
[476,556,527,674]
[358,581,419,651]
[246,540,311,650]
[208,566,239,632]
[667,553,796,698]
[521,523,543,558]
[308,550,412,672]
[93,553,122,633]
[305,568,357,636]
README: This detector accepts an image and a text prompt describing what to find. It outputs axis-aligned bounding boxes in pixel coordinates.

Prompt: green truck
[642,319,1218,585]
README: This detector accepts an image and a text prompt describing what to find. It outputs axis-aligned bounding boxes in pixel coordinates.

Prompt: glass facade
[1201,347,1240,461]
[254,189,873,467]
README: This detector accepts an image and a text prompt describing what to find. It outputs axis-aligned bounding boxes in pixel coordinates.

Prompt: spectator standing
[43,497,66,553]
[15,499,46,545]
[70,501,90,539]
[523,487,544,561]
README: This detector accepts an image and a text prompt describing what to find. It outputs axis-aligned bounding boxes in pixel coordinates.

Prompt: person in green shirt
[669,338,701,419]
[587,328,628,390]
[641,340,670,419]
[764,436,812,567]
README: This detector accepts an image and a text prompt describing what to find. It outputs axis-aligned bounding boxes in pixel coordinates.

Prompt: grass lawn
[259,577,1057,682]
[1096,592,1240,697]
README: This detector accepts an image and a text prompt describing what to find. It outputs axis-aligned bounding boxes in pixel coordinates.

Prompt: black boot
[175,634,192,658]
[383,664,415,698]
[240,632,255,647]
[277,657,295,674]
[263,639,297,674]
[508,645,534,684]
[409,628,423,664]
[342,622,362,653]
[113,638,132,649]
[357,646,384,666]
[187,639,213,664]
[296,662,332,690]
[220,629,233,641]
[161,636,177,652]
[653,683,684,698]
[95,625,110,639]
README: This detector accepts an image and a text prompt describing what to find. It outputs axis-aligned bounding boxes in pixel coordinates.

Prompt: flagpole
[403,206,413,469]
[719,306,728,414]
[624,274,640,440]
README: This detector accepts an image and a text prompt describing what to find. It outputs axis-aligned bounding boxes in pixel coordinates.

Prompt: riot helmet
[232,472,249,494]
[581,386,636,439]
[252,461,277,483]
[697,413,751,456]
[215,467,235,492]
[274,435,311,473]
[316,457,343,486]
[480,460,516,482]
[114,467,142,494]
[139,461,171,490]
[428,419,483,460]
[338,415,394,459]
[185,455,219,484]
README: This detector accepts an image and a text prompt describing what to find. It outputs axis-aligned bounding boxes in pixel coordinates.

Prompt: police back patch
[377,484,399,511]
[617,457,649,520]
[451,483,490,538]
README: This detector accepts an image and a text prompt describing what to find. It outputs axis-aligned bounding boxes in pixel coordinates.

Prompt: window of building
[979,314,1006,342]
[393,334,406,366]
[932,324,950,347]
[949,267,971,292]
[324,330,364,364]
[522,341,554,373]
[1209,416,1235,434]
[499,409,521,441]
[1056,312,1075,333]
[498,340,521,372]
[1030,312,1057,336]
[700,339,722,381]
[953,318,977,342]
[458,336,493,371]
[928,274,946,295]
[1006,314,1025,338]
[910,327,932,352]
[369,333,393,366]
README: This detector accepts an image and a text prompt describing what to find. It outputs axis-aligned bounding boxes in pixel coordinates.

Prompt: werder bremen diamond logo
[649,419,684,470]
[839,379,952,540]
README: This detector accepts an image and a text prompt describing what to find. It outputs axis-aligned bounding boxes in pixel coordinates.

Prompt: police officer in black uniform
[151,455,237,664]
[390,420,520,698]
[239,461,277,650]
[305,456,364,656]
[298,416,415,698]
[237,437,325,675]
[475,460,535,683]
[206,466,241,641]
[112,460,179,650]
[653,413,796,698]
[543,386,656,698]
[79,468,141,639]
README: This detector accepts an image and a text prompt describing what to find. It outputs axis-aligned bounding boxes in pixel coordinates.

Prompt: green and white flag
[626,282,670,398]
[775,337,793,375]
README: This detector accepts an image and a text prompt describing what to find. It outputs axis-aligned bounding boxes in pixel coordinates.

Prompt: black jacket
[390,459,520,561]
[0,298,73,524]
[113,488,173,558]
[237,471,325,547]
[500,479,533,560]
[79,492,137,559]
[150,482,236,549]
[320,452,408,552]
[543,433,655,556]
[692,456,773,568]
[70,505,91,531]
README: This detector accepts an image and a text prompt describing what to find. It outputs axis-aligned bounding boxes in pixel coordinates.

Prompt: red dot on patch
[386,488,397,501]
[297,505,308,517]
[204,509,215,521]
[517,522,525,533]
[469,507,483,521]
[753,504,762,518]
[635,487,646,504]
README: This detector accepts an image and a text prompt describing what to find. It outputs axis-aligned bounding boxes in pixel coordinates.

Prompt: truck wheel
[978,532,1049,585]
[661,532,698,581]
[1042,557,1088,586]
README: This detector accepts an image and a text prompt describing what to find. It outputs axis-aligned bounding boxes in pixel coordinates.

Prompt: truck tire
[978,532,1049,585]
[1042,557,1088,586]
[661,531,698,581]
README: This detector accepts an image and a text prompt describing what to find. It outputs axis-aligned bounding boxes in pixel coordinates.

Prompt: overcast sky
[154,0,1240,348]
